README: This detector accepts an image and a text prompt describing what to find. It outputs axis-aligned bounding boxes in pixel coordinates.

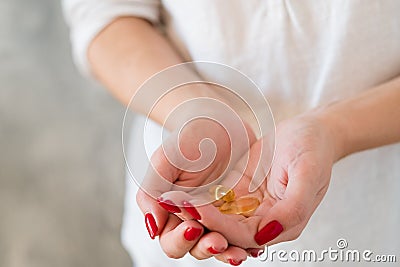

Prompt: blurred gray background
[0,0,132,266]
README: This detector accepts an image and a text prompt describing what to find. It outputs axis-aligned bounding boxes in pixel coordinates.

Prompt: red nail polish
[254,220,283,245]
[182,201,201,220]
[207,247,221,254]
[144,213,158,239]
[228,259,243,266]
[157,198,181,213]
[183,227,202,241]
[250,250,263,257]
[250,251,258,257]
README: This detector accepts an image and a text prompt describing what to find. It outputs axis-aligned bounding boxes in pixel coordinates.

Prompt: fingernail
[157,198,181,213]
[250,251,258,257]
[250,250,263,258]
[183,227,202,241]
[228,259,243,266]
[144,213,158,239]
[254,220,283,245]
[207,247,223,254]
[182,201,201,220]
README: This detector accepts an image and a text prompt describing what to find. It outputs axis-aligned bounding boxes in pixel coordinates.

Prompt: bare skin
[89,16,400,265]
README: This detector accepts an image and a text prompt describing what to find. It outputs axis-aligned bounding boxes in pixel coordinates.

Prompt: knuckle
[189,250,205,260]
[150,147,172,169]
[150,148,163,162]
[163,248,185,259]
[135,189,145,205]
[160,236,190,259]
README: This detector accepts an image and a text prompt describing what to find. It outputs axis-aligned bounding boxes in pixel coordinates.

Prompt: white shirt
[62,1,400,266]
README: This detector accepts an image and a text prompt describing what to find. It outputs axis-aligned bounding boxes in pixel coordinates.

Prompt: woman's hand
[185,76,400,263]
[137,73,400,263]
[136,116,257,260]
[156,111,341,264]
[216,112,340,262]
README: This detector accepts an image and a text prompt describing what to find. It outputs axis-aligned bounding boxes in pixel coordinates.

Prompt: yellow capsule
[209,185,235,202]
[218,201,238,214]
[218,196,260,217]
[235,196,260,217]
[222,189,235,202]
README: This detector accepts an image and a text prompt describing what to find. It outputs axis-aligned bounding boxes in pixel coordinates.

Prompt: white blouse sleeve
[61,0,161,76]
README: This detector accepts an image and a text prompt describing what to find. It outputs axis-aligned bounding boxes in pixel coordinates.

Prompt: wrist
[308,104,349,162]
[155,83,253,131]
[148,84,224,130]
[308,77,400,161]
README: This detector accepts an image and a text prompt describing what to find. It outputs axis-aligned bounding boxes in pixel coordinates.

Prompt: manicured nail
[144,213,158,239]
[183,227,202,241]
[157,198,181,213]
[207,247,222,254]
[182,201,201,220]
[250,251,258,258]
[228,259,243,266]
[254,220,283,245]
[250,249,263,258]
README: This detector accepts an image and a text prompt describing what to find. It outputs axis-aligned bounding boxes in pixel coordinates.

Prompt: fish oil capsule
[218,196,260,217]
[218,201,238,214]
[209,185,235,202]
[234,196,260,217]
[221,189,235,202]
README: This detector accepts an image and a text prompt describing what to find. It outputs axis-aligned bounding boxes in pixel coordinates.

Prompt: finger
[157,191,202,221]
[197,202,261,248]
[136,187,169,239]
[136,147,180,239]
[159,214,204,259]
[189,231,228,260]
[140,147,179,199]
[253,176,318,246]
[159,190,261,248]
[214,246,248,266]
[247,247,265,258]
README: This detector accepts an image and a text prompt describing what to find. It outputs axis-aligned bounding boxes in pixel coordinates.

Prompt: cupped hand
[136,116,257,260]
[160,112,339,264]
[209,112,338,263]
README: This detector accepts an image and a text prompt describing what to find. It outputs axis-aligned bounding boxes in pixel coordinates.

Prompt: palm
[139,114,335,264]
[192,116,334,250]
[143,117,257,204]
